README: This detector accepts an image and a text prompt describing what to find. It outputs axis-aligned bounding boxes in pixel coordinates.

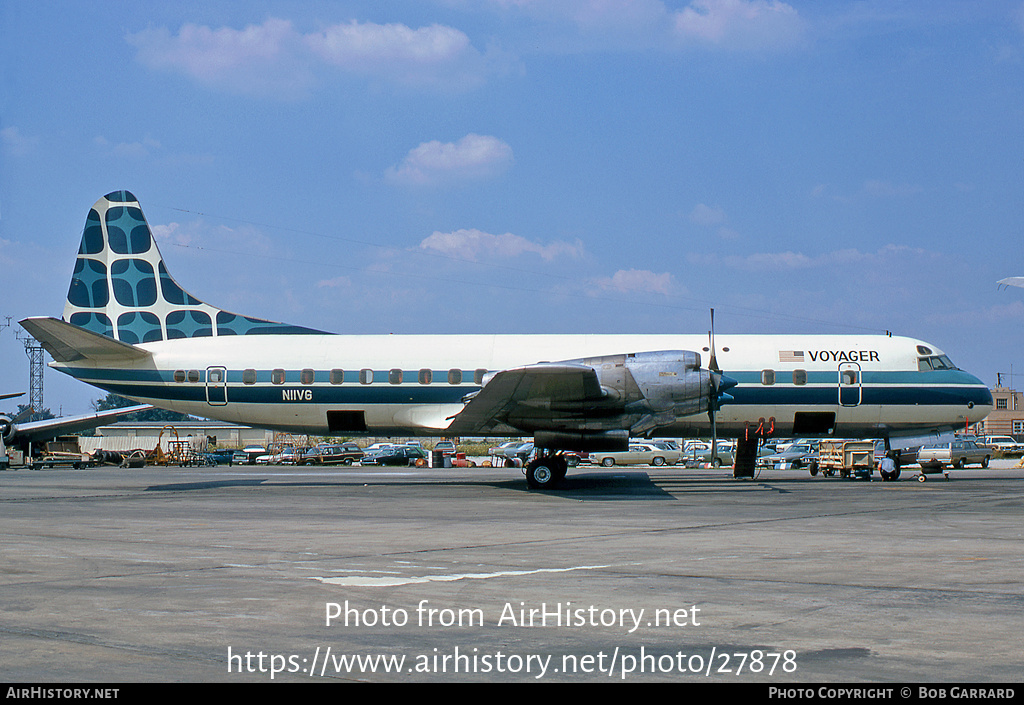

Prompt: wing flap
[19,317,152,363]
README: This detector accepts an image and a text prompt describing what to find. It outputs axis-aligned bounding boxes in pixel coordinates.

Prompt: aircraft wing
[0,392,24,401]
[445,363,608,435]
[997,277,1024,289]
[9,405,153,444]
[19,317,151,363]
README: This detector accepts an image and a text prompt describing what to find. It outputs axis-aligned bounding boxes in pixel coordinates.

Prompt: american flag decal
[779,350,805,363]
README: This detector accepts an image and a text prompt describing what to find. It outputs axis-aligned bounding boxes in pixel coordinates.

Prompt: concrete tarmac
[1,460,1022,683]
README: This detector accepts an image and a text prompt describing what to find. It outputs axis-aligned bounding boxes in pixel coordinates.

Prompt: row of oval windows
[760,369,858,386]
[172,368,490,385]
[172,368,855,386]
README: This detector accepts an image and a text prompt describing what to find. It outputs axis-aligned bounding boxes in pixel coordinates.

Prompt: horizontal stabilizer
[20,317,152,364]
[13,405,152,443]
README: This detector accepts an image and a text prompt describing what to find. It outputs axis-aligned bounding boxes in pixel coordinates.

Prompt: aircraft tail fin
[62,190,323,342]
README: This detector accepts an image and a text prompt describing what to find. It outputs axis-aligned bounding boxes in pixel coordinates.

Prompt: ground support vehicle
[815,440,874,480]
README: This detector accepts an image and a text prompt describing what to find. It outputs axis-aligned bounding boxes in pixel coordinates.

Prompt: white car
[980,436,1022,453]
[591,443,682,467]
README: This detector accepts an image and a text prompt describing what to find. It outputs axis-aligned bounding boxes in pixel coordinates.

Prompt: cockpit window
[918,355,957,371]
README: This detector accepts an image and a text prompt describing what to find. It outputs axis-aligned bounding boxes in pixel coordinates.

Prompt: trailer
[813,440,874,480]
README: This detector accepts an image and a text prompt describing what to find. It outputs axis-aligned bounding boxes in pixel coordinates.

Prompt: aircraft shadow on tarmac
[139,470,805,500]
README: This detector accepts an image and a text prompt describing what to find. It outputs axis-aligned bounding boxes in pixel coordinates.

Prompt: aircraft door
[838,363,861,407]
[206,366,228,406]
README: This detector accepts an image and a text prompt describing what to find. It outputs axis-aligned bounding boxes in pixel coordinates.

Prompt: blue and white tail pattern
[63,191,322,343]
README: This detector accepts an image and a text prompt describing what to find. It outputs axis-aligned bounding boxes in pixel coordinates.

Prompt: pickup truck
[916,440,991,469]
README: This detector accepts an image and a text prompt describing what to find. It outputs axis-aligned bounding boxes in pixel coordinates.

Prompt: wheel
[712,457,722,468]
[526,458,562,489]
[954,458,964,469]
[601,457,615,467]
[809,460,819,477]
[918,473,927,482]
[982,455,990,468]
[652,457,665,466]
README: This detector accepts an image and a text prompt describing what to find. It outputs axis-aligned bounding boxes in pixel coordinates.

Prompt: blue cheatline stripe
[62,366,990,407]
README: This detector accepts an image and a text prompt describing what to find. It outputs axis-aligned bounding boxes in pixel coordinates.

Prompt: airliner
[20,191,993,487]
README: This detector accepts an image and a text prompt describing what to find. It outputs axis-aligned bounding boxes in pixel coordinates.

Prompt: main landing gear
[525,452,569,490]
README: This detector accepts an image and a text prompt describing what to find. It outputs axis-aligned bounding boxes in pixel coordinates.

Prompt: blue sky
[2,0,1023,415]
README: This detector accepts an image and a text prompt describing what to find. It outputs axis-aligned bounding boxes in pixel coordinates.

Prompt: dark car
[231,445,267,465]
[362,445,428,466]
[203,449,235,466]
[299,443,364,466]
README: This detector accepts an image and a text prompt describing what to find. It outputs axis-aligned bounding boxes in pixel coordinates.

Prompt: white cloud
[127,18,494,97]
[418,228,583,262]
[1,126,39,156]
[593,269,675,295]
[689,244,934,272]
[94,135,162,159]
[386,134,514,185]
[486,0,804,51]
[672,0,806,50]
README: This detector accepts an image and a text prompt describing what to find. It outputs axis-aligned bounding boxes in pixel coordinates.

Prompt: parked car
[979,436,1023,453]
[497,442,534,465]
[758,442,817,469]
[362,445,428,466]
[299,443,364,466]
[232,445,266,465]
[488,440,522,457]
[917,439,991,469]
[591,443,682,467]
[682,441,734,467]
[433,440,457,456]
[203,449,235,466]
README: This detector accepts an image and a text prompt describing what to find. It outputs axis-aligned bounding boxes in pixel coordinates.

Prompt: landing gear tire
[526,457,566,490]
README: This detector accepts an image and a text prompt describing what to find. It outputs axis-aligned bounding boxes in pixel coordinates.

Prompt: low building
[80,420,278,455]
[977,386,1024,440]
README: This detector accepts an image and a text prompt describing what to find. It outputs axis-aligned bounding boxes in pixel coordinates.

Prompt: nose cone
[967,375,994,421]
[717,374,738,394]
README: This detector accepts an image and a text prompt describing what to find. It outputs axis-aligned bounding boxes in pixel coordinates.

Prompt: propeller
[707,309,736,464]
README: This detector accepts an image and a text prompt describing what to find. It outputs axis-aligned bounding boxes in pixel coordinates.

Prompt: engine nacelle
[0,415,14,444]
[566,350,710,415]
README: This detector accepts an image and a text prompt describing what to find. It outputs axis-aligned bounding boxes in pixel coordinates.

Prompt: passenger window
[271,369,285,385]
[761,369,775,386]
[389,369,403,384]
[301,369,314,385]
[243,369,256,385]
[174,370,186,383]
[419,369,432,385]
[330,369,344,385]
[792,370,807,386]
[188,370,200,383]
[475,368,487,384]
[360,369,373,385]
[448,369,463,385]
